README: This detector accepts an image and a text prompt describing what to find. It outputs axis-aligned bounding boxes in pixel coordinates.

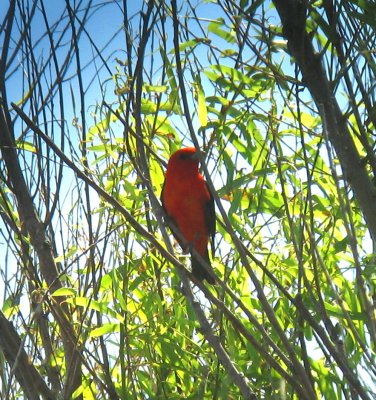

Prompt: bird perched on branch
[161,147,216,284]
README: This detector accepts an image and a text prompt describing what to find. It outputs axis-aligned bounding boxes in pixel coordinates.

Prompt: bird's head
[167,147,201,172]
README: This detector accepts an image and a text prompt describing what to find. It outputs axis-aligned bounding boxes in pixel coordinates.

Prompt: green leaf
[66,297,125,323]
[194,76,208,128]
[143,84,168,93]
[89,323,120,337]
[15,140,38,153]
[208,18,236,44]
[51,287,76,297]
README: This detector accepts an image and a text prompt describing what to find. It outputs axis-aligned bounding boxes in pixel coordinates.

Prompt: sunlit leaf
[89,323,120,337]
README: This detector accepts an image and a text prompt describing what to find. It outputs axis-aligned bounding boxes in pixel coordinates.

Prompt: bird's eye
[179,153,190,160]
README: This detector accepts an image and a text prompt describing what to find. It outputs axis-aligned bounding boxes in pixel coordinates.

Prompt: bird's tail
[191,251,216,284]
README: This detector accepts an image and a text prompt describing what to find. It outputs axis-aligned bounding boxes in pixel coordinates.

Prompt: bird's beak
[192,150,205,161]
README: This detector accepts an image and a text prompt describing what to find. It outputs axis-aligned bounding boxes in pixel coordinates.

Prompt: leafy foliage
[0,0,375,399]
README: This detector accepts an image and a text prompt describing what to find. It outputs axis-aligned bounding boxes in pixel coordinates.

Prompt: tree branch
[272,0,376,240]
[0,311,55,400]
[0,104,81,398]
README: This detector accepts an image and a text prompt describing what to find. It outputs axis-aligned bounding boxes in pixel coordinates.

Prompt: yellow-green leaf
[195,78,208,128]
[51,287,76,297]
[89,323,120,337]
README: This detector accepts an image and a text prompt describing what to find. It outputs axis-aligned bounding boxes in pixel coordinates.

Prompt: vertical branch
[0,2,82,397]
[0,105,81,400]
[272,0,376,240]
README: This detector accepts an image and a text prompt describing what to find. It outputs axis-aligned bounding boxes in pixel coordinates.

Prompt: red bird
[161,147,216,284]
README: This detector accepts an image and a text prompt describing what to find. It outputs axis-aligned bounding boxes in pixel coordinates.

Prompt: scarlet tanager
[161,147,216,284]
